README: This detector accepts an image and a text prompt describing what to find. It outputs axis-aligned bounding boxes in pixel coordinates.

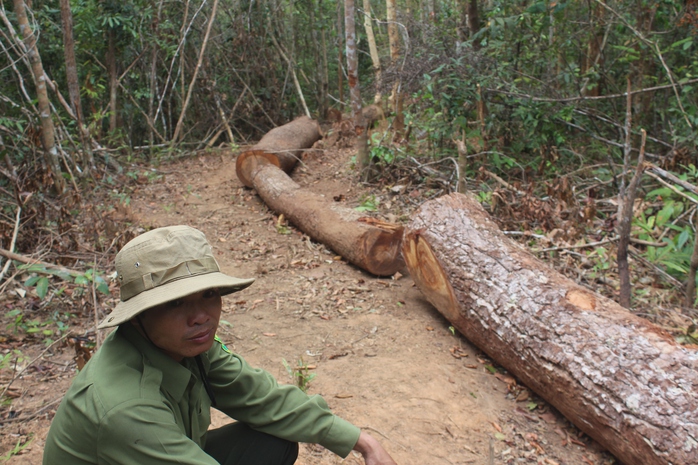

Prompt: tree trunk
[362,0,382,104]
[467,0,479,42]
[244,162,403,276]
[107,28,118,135]
[172,0,219,142]
[336,1,344,105]
[235,116,321,188]
[59,0,93,174]
[386,0,403,134]
[403,193,698,465]
[345,0,368,172]
[13,0,65,194]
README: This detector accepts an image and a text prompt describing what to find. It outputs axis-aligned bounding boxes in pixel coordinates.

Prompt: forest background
[0,0,698,453]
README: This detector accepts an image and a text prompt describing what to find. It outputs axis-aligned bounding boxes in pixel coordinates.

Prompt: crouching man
[43,225,397,465]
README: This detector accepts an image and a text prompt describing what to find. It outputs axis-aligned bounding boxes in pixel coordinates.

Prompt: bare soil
[0,142,617,464]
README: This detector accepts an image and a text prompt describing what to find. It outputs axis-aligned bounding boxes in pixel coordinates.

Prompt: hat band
[120,257,220,301]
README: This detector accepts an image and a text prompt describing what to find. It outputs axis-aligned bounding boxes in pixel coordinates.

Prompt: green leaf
[96,282,110,295]
[36,277,49,300]
[494,432,506,441]
[526,401,538,411]
[485,364,497,374]
[25,275,41,287]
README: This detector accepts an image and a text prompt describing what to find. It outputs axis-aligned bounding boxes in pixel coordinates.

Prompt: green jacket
[43,324,360,464]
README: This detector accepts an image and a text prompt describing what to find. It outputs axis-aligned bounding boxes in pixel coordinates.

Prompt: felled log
[246,162,403,276]
[236,116,320,188]
[402,193,698,465]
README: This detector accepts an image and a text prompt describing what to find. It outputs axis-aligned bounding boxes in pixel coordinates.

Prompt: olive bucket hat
[98,225,254,328]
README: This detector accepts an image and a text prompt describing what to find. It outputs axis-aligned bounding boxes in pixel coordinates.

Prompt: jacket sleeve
[205,340,361,458]
[97,399,219,465]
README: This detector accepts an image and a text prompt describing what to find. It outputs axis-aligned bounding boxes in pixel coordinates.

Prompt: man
[44,225,397,465]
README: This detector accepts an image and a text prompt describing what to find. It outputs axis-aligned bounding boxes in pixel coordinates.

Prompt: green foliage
[355,194,379,212]
[0,434,33,461]
[368,132,398,165]
[282,358,316,393]
[0,349,25,372]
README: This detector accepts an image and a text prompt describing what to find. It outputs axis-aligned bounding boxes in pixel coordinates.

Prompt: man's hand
[353,431,397,465]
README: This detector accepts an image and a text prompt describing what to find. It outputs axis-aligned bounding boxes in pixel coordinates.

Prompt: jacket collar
[118,324,194,402]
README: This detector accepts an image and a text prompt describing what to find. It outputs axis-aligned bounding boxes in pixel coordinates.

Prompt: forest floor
[0,135,618,465]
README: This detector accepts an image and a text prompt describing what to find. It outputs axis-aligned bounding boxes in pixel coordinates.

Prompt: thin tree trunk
[686,211,698,307]
[172,0,219,142]
[320,25,329,118]
[386,0,403,133]
[13,0,64,194]
[148,0,164,157]
[362,0,381,103]
[336,1,344,105]
[617,79,645,309]
[345,0,368,172]
[59,0,93,174]
[581,2,607,97]
[467,0,479,41]
[107,28,118,134]
[268,19,311,119]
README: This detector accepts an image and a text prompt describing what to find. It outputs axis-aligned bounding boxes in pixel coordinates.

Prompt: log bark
[235,116,321,188]
[246,162,403,276]
[402,193,698,465]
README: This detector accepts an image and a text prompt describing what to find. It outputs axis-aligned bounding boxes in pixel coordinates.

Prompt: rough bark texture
[60,0,93,173]
[13,0,64,193]
[403,193,698,465]
[246,162,403,276]
[235,116,321,188]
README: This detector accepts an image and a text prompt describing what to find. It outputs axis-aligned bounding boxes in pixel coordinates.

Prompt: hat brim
[98,272,254,328]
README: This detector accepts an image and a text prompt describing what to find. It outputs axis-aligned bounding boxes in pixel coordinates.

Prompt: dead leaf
[218,237,227,242]
[494,373,516,386]
[491,422,502,433]
[392,271,403,280]
[516,390,530,402]
[539,412,556,423]
[335,393,353,398]
[426,326,434,331]
[465,364,478,369]
[262,332,277,337]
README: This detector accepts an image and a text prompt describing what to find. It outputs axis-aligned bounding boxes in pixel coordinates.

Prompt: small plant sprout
[282,357,316,393]
[275,214,291,235]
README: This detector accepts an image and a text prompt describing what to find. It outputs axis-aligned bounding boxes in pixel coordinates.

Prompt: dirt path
[1,144,614,464]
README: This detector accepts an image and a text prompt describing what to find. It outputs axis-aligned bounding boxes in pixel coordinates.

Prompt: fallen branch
[0,247,81,277]
[0,205,20,282]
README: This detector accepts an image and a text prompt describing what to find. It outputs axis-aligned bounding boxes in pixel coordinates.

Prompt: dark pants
[204,422,299,465]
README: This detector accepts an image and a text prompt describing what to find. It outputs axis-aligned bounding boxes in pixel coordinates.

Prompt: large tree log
[402,193,698,465]
[236,116,321,188]
[246,162,403,276]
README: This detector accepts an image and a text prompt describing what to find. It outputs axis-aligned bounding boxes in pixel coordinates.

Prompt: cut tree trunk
[402,193,698,465]
[235,116,321,188]
[243,162,403,276]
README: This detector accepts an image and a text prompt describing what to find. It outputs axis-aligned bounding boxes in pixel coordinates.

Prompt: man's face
[135,289,222,361]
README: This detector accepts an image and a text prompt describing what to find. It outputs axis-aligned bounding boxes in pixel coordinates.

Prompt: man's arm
[353,431,398,465]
